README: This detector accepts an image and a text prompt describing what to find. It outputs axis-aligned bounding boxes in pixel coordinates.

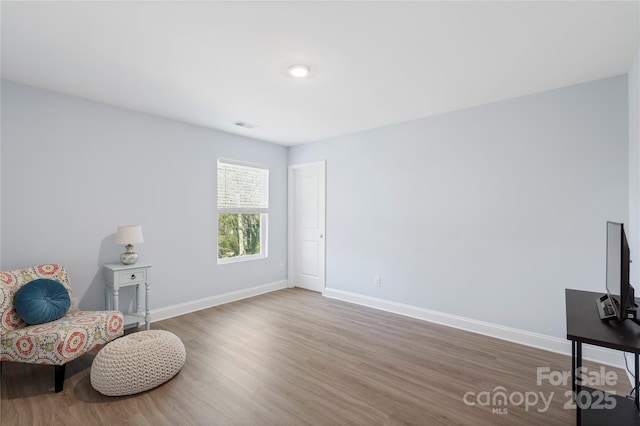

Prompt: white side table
[103,263,151,330]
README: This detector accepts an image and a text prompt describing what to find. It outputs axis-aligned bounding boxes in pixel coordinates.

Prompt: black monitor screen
[605,221,631,321]
[606,222,622,316]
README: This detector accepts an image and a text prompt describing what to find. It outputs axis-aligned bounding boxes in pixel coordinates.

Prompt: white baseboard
[150,280,288,323]
[323,287,626,369]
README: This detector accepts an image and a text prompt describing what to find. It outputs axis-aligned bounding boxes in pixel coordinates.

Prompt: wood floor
[0,288,631,425]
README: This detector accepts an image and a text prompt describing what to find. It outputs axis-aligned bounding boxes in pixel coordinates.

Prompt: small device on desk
[597,293,638,321]
[596,294,617,319]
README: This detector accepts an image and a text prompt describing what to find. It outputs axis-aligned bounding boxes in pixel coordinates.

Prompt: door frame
[287,160,326,292]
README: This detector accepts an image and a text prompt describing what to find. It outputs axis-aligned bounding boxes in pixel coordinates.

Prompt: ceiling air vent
[234,121,259,129]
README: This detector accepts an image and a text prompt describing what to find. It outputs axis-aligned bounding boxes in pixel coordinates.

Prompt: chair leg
[54,364,66,393]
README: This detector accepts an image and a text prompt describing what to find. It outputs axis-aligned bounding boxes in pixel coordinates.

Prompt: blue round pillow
[14,279,71,325]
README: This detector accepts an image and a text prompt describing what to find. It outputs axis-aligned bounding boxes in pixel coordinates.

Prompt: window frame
[217,159,269,265]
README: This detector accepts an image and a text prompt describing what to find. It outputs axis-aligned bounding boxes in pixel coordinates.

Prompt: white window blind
[217,160,269,213]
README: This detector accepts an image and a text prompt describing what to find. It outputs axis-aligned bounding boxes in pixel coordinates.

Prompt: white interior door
[289,161,326,292]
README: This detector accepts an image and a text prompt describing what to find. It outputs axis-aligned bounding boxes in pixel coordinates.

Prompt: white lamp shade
[116,225,144,244]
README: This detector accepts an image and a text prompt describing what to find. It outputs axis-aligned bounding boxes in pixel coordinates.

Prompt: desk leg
[571,341,576,396]
[633,354,640,410]
[576,342,582,426]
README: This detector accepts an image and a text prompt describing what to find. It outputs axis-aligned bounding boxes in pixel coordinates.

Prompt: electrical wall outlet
[71,297,79,310]
[373,276,381,287]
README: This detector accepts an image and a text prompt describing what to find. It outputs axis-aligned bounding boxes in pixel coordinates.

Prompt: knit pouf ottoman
[90,330,186,396]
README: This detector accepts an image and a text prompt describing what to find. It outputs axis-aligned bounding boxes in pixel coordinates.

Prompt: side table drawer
[119,269,146,284]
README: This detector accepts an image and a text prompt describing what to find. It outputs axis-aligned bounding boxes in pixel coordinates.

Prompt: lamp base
[120,244,139,265]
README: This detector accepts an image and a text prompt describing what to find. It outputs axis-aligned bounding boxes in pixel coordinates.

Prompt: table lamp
[116,225,144,265]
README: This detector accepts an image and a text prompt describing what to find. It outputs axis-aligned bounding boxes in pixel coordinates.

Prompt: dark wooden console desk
[566,289,640,425]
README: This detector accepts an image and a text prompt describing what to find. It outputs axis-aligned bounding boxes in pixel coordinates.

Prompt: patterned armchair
[0,264,123,392]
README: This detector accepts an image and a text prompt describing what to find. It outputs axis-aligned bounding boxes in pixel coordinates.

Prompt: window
[217,159,269,263]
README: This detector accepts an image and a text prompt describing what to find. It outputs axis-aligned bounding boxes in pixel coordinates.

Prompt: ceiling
[1,1,639,146]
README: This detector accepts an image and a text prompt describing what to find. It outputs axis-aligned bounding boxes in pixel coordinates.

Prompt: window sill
[217,254,266,265]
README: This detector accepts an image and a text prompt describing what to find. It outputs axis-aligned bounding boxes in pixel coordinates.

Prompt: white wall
[0,81,2,268]
[623,48,639,385]
[289,75,628,340]
[629,49,640,290]
[1,80,288,311]
[1,72,631,349]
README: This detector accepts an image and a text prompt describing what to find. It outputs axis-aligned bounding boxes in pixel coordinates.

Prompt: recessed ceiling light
[288,64,310,78]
